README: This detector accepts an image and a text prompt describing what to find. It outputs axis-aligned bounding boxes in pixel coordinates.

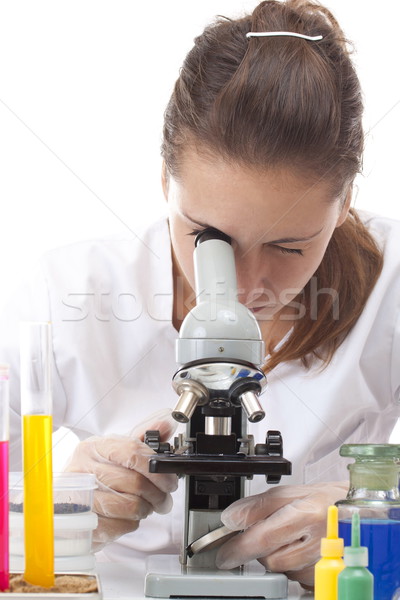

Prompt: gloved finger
[91,437,178,494]
[260,535,320,573]
[93,514,140,545]
[220,490,292,530]
[217,500,317,570]
[65,437,177,495]
[95,480,173,517]
[221,482,348,531]
[216,526,278,570]
[126,408,179,442]
[93,489,153,520]
[285,566,315,588]
[82,461,172,512]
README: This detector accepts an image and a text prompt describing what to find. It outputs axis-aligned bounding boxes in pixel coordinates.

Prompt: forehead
[172,149,338,238]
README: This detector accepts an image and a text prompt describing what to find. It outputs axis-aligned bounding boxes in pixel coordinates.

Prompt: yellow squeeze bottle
[314,505,345,600]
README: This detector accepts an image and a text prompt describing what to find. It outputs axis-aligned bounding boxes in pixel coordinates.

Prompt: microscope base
[144,555,288,599]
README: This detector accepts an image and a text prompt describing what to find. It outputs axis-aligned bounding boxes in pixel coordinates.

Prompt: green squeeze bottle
[338,512,374,600]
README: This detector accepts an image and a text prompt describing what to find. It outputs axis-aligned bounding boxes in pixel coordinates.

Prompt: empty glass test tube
[20,322,54,587]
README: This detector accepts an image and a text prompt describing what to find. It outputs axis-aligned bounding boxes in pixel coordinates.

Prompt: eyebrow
[181,211,323,244]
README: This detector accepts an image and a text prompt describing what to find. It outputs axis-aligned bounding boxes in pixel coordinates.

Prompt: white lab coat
[0,211,399,563]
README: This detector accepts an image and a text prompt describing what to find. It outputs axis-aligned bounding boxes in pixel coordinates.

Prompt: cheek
[267,252,325,298]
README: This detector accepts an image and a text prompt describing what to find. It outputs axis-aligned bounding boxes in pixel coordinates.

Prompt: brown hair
[162,0,383,370]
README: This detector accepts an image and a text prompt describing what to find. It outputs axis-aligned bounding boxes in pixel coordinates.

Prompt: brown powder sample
[2,574,98,594]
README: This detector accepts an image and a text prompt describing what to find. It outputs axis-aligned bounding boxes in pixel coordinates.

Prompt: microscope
[144,228,292,598]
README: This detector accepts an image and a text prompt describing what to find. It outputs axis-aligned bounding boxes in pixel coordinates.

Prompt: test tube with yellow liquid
[20,322,54,587]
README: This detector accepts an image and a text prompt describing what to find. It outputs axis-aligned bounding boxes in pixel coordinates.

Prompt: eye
[186,228,205,237]
[274,246,304,256]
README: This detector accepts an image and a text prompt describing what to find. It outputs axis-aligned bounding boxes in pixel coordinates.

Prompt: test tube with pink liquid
[0,364,9,591]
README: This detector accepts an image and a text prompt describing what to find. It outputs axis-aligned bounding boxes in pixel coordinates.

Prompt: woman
[2,0,399,589]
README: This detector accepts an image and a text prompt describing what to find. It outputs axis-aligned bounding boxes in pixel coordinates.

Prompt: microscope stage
[148,454,292,477]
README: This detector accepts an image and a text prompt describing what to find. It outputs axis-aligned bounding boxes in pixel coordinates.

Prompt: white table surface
[96,560,314,600]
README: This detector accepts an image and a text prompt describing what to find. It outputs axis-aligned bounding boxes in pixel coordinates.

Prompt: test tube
[20,322,54,587]
[0,364,9,591]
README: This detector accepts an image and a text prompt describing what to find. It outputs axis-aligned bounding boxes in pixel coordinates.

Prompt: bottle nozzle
[320,505,344,557]
[343,512,369,567]
[351,512,360,548]
[327,505,339,539]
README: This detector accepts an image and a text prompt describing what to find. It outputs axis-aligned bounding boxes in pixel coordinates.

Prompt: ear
[336,187,352,228]
[161,161,169,201]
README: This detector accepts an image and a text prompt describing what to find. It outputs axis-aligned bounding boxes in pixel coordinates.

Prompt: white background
[0,1,399,459]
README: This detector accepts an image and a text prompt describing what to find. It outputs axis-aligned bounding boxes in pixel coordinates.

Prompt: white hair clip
[246,31,323,41]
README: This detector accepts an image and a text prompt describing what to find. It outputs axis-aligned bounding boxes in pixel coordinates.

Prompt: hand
[64,409,178,549]
[216,482,348,588]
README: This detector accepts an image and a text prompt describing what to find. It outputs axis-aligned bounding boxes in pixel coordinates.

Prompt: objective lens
[172,390,199,423]
[240,391,265,423]
[172,380,209,423]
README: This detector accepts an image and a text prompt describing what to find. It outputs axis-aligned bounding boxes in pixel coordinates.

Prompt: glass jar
[336,444,400,600]
[9,472,98,572]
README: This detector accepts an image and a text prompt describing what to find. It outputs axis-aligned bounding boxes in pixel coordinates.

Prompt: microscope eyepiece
[194,227,231,247]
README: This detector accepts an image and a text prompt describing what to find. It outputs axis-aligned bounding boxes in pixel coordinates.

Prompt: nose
[235,248,269,306]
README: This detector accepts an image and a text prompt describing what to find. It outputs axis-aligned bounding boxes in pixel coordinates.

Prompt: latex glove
[64,409,179,549]
[216,482,348,588]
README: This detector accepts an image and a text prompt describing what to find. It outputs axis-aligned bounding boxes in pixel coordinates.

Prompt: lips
[247,302,278,313]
